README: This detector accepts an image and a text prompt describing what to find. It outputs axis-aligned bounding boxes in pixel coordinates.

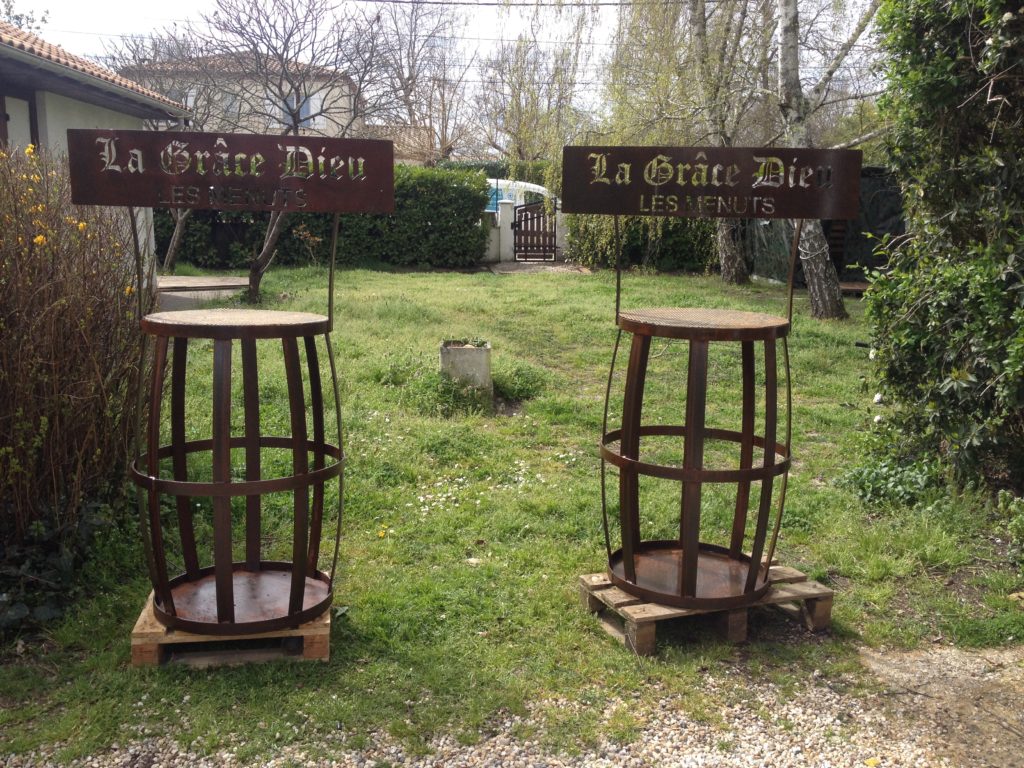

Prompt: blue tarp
[485,186,505,213]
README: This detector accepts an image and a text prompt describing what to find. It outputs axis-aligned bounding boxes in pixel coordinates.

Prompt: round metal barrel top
[141,308,331,340]
[617,307,789,341]
[156,564,333,635]
[608,542,770,610]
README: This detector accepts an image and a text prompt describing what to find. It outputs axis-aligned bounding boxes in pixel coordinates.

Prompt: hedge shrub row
[157,166,490,270]
[436,159,551,187]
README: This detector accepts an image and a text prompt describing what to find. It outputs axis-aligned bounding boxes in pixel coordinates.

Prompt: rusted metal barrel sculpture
[601,307,791,609]
[66,129,395,636]
[131,309,343,634]
[561,144,863,613]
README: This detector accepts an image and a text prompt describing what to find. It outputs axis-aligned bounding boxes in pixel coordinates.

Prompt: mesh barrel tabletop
[141,308,331,340]
[617,307,789,341]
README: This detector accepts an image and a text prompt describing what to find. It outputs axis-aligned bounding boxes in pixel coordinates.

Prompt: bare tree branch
[830,125,887,149]
[809,0,882,111]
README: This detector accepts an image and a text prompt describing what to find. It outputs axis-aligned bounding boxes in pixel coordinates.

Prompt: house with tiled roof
[0,19,189,151]
[118,51,363,139]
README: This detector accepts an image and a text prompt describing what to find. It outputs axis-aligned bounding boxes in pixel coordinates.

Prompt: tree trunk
[162,208,193,274]
[797,219,847,320]
[778,0,846,319]
[247,210,288,303]
[717,219,749,284]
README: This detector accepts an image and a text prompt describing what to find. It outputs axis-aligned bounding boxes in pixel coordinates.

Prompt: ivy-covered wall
[869,0,1024,488]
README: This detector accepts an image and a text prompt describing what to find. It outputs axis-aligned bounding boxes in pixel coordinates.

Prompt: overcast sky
[30,0,608,114]
[33,0,541,61]
[32,3,203,57]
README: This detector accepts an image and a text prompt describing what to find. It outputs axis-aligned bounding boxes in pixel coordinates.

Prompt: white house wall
[36,91,145,154]
[28,92,155,258]
[5,96,31,148]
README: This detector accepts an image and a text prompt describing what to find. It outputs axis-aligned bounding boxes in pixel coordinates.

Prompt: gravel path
[3,661,966,768]
[7,642,1023,768]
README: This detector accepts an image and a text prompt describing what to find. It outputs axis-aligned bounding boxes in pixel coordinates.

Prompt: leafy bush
[842,456,939,507]
[0,146,146,628]
[367,166,489,268]
[564,214,716,272]
[870,0,1024,489]
[161,166,490,271]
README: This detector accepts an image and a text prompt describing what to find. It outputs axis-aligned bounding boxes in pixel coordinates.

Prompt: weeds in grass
[999,490,1024,570]
[841,456,939,507]
[493,358,550,402]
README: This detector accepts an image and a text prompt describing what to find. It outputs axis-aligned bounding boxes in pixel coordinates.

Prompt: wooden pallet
[579,566,833,655]
[130,593,331,668]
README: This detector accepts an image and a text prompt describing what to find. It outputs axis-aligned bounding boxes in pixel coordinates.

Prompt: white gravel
[3,672,953,768]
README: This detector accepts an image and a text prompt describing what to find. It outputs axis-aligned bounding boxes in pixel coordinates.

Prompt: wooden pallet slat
[131,593,331,668]
[579,567,834,655]
[766,565,808,584]
[595,585,646,610]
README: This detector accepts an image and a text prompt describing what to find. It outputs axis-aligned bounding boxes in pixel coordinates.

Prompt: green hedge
[564,214,716,273]
[436,159,551,186]
[157,166,490,270]
[361,165,489,268]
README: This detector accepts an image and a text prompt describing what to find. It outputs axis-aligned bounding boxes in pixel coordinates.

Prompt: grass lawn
[1,264,1021,762]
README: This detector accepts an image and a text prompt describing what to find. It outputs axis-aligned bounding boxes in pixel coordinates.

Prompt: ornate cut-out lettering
[278,145,313,179]
[588,153,611,185]
[643,155,674,187]
[752,156,785,188]
[161,141,191,175]
[690,152,709,186]
[68,128,396,213]
[561,145,861,219]
[94,137,121,172]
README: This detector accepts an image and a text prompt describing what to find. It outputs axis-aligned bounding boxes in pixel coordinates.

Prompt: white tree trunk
[777,0,847,320]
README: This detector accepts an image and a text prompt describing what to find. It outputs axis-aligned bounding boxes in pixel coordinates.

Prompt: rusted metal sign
[561,145,861,219]
[67,129,394,213]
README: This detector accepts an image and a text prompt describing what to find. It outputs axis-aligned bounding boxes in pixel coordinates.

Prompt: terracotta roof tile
[0,19,188,114]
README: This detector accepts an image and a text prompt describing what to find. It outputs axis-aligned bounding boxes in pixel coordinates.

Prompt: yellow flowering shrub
[0,147,150,546]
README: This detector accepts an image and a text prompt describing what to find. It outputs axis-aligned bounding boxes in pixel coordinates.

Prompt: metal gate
[513,201,557,261]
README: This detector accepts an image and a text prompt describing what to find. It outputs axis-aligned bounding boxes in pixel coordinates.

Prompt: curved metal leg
[304,335,326,572]
[282,337,309,617]
[211,339,235,624]
[619,333,651,583]
[241,337,262,572]
[730,341,755,558]
[745,339,777,592]
[171,337,200,579]
[148,336,175,615]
